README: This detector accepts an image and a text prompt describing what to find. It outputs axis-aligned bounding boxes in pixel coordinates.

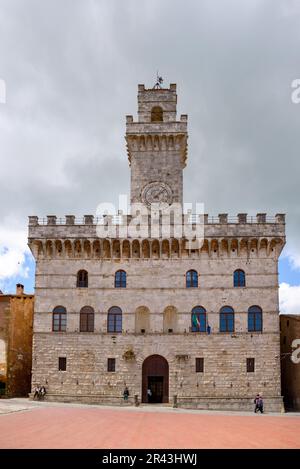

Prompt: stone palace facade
[28,83,286,411]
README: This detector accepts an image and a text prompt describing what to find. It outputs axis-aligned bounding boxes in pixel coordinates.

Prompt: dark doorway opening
[148,376,163,403]
[142,354,169,403]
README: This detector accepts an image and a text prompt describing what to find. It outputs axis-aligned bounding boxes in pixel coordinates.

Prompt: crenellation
[84,215,94,225]
[65,215,75,225]
[47,215,57,225]
[257,213,266,223]
[237,213,247,224]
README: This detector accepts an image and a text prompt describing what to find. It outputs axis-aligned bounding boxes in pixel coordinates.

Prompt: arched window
[186,270,198,288]
[80,306,94,332]
[220,306,234,333]
[191,306,206,332]
[115,270,126,288]
[151,106,163,122]
[77,270,88,288]
[234,269,245,287]
[135,306,150,333]
[107,306,122,333]
[248,306,263,332]
[52,306,67,332]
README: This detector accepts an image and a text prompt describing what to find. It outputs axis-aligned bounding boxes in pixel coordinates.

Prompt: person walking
[254,393,264,413]
[147,388,152,403]
[254,394,260,413]
[257,395,264,413]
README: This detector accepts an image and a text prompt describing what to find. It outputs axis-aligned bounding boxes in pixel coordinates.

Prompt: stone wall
[30,248,283,411]
[0,291,34,397]
[31,331,282,411]
[7,295,34,396]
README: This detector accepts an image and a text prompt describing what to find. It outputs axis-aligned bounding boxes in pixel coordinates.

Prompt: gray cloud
[0,0,299,261]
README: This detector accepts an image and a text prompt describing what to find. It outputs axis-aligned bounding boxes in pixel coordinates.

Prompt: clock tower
[125,82,188,210]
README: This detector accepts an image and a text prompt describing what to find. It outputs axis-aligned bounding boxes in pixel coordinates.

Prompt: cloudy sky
[0,0,300,312]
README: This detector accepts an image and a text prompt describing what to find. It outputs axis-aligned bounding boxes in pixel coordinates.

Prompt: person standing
[33,385,40,400]
[40,386,46,400]
[123,386,129,401]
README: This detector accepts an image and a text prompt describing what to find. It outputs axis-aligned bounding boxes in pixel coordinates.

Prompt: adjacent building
[0,284,34,397]
[280,314,300,410]
[28,82,286,411]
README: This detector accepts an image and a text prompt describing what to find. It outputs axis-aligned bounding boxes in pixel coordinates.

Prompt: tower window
[107,358,116,372]
[77,270,88,288]
[58,357,67,371]
[196,358,204,373]
[248,306,263,332]
[186,270,198,288]
[115,270,126,288]
[234,269,245,287]
[191,306,206,332]
[220,306,234,333]
[246,358,255,373]
[52,306,67,332]
[80,306,95,332]
[107,306,122,333]
[151,106,163,122]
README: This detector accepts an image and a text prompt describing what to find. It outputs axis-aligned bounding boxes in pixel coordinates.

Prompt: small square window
[58,357,66,371]
[107,358,116,372]
[246,358,255,373]
[196,357,204,373]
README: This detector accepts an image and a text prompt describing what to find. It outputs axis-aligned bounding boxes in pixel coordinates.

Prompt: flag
[192,314,200,328]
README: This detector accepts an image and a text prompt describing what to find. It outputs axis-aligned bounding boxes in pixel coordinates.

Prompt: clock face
[141,182,173,207]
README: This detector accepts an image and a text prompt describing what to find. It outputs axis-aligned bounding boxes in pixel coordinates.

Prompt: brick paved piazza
[0,399,299,449]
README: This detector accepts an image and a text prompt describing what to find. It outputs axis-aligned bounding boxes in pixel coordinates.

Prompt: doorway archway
[142,355,169,403]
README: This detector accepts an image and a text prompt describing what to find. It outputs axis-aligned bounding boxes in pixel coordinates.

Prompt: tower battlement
[126,83,187,205]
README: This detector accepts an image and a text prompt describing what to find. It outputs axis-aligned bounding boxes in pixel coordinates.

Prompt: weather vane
[153,72,163,89]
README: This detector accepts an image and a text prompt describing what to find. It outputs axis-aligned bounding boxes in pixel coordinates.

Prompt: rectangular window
[107,358,116,372]
[58,357,67,371]
[196,357,204,373]
[246,358,255,373]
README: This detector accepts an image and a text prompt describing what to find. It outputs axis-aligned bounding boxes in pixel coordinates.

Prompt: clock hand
[156,188,166,197]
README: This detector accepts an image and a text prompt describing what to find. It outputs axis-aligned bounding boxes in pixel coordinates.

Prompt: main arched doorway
[142,355,169,403]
